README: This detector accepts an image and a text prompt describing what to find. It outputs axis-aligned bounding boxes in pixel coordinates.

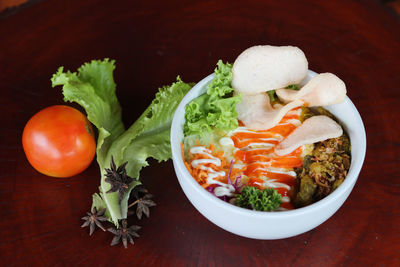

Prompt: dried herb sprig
[81,207,108,235]
[104,156,134,201]
[108,219,140,248]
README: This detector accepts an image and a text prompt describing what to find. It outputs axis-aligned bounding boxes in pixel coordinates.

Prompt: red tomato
[22,105,96,178]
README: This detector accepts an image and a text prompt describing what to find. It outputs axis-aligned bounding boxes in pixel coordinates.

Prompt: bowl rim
[171,71,367,218]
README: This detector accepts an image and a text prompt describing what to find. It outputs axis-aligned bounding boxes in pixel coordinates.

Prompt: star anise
[130,184,148,199]
[104,156,134,201]
[107,219,140,248]
[130,192,156,219]
[81,207,107,235]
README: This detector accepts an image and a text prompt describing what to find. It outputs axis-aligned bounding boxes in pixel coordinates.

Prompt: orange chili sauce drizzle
[231,108,303,210]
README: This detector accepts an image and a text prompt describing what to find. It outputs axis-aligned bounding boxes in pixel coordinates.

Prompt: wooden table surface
[1,0,399,266]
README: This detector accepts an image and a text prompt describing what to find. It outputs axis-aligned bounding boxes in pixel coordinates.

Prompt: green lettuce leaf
[51,59,125,165]
[104,78,193,219]
[184,60,241,136]
[52,59,126,225]
[52,59,192,226]
[92,191,111,219]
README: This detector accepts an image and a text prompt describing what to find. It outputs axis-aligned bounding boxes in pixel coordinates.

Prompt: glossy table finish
[0,0,399,266]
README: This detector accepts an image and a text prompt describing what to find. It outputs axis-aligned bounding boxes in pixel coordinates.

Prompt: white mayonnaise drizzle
[214,184,235,197]
[219,137,234,146]
[190,146,221,168]
[242,142,275,150]
[190,146,212,155]
[280,119,301,126]
[228,126,256,135]
[249,166,297,177]
[226,123,300,204]
[191,158,221,169]
[265,168,297,177]
[189,107,303,203]
[264,179,291,190]
[285,108,302,116]
[190,146,235,197]
[228,127,284,141]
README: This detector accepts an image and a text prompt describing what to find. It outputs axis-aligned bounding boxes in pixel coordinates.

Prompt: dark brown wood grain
[0,0,399,266]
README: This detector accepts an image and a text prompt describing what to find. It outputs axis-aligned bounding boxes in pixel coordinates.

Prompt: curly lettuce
[52,59,192,226]
[184,60,241,136]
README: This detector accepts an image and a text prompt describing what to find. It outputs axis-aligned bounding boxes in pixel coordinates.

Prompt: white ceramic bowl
[170,71,366,239]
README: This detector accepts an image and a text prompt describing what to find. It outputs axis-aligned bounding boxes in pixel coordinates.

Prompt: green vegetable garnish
[184,60,241,136]
[267,90,278,102]
[266,84,299,103]
[235,186,282,211]
[267,84,300,103]
[52,59,192,226]
[285,84,300,90]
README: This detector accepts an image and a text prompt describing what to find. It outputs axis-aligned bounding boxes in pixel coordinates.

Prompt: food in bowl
[181,45,351,211]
